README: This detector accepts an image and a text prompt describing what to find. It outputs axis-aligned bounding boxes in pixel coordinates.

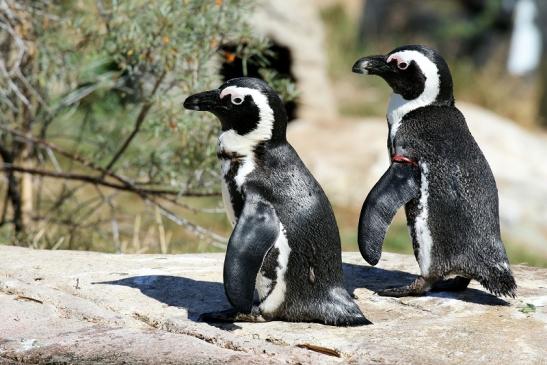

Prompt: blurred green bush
[0,0,293,252]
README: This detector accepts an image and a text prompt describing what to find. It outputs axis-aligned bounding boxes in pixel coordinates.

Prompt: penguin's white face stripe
[386,50,440,143]
[218,86,275,190]
[219,86,274,148]
[258,222,291,314]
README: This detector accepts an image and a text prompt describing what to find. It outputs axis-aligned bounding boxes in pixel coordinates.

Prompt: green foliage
[47,1,255,190]
[518,303,536,314]
[0,0,295,251]
[259,68,299,104]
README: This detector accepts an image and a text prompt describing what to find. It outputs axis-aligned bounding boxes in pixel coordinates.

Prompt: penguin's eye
[397,62,409,70]
[232,97,243,105]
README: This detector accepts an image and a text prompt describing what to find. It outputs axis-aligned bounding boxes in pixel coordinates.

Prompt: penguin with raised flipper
[183,77,370,325]
[352,45,517,298]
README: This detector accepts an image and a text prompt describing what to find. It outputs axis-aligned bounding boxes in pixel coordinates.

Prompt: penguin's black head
[352,45,454,106]
[183,77,287,142]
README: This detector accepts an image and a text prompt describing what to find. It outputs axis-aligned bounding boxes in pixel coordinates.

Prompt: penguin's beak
[352,55,392,76]
[183,89,221,112]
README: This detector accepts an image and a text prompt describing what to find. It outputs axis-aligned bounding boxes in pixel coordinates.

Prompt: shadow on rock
[343,263,509,306]
[96,275,240,330]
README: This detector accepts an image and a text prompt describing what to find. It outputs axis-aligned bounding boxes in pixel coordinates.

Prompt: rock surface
[1,246,546,364]
[287,102,547,253]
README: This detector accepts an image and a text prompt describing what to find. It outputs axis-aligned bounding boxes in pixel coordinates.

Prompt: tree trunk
[536,0,547,128]
[19,148,34,229]
[0,145,24,233]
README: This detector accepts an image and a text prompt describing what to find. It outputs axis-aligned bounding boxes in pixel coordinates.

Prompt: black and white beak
[352,55,393,76]
[183,89,221,112]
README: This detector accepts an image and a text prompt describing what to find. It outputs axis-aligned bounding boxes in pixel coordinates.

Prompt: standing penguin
[183,77,370,325]
[352,45,517,298]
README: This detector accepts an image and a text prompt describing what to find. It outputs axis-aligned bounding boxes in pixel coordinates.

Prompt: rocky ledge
[0,246,546,364]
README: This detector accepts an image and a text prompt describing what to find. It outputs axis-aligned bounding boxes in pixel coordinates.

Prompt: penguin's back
[398,106,507,272]
[239,142,368,324]
[246,141,345,289]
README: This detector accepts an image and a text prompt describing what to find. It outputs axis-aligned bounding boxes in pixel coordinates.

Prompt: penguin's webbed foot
[376,276,430,297]
[198,307,266,323]
[431,276,471,292]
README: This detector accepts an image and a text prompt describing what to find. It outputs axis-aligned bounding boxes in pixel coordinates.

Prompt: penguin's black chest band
[391,154,418,167]
[217,150,245,161]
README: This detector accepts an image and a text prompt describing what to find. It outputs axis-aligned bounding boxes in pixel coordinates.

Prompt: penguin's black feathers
[184,77,370,325]
[241,140,370,325]
[353,45,516,297]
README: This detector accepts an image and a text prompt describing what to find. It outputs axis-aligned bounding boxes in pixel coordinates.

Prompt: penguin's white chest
[414,162,434,276]
[220,160,236,227]
[218,128,256,227]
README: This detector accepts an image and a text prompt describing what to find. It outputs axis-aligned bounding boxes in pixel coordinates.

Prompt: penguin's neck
[219,129,261,157]
[218,130,272,190]
[386,86,440,147]
[386,56,443,145]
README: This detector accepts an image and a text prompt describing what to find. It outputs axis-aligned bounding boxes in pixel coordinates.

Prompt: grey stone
[1,246,546,364]
[252,0,337,123]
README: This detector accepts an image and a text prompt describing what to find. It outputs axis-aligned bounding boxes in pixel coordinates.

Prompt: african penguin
[352,45,517,298]
[183,77,370,325]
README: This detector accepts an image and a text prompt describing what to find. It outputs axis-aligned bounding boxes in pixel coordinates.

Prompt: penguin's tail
[318,287,372,326]
[477,260,517,298]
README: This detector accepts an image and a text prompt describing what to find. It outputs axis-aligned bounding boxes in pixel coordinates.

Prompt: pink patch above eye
[219,89,232,99]
[220,87,248,104]
[387,54,406,68]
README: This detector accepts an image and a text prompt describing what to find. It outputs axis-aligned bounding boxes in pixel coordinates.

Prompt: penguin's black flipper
[358,162,420,265]
[223,197,280,313]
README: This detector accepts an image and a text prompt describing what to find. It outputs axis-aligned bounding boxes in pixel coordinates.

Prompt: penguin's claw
[376,286,425,297]
[376,276,430,297]
[199,307,265,323]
